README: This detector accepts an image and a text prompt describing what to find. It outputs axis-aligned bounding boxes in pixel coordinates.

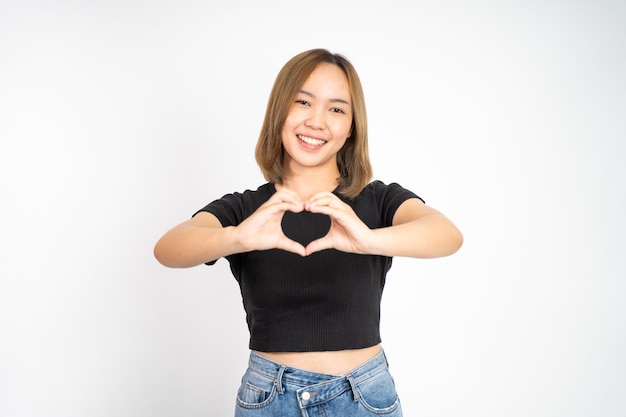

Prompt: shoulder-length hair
[255,48,372,199]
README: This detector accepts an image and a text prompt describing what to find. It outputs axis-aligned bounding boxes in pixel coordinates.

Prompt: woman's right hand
[154,188,307,268]
[234,188,306,256]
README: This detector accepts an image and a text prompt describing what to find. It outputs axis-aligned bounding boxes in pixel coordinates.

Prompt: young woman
[154,48,463,417]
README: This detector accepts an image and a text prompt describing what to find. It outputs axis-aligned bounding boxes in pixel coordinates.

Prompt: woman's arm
[153,212,244,268]
[154,188,307,268]
[370,198,463,258]
[304,194,463,258]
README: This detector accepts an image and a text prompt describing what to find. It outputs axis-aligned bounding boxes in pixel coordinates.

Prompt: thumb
[304,236,333,256]
[277,237,307,257]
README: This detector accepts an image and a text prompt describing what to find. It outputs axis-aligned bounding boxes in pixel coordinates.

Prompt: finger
[278,201,304,214]
[274,188,302,204]
[271,193,304,213]
[306,200,346,218]
[306,197,342,213]
[265,193,303,212]
[277,238,306,257]
[306,191,339,206]
[304,236,334,256]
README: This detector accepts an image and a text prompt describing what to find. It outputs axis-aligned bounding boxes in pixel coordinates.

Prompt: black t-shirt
[194,181,422,352]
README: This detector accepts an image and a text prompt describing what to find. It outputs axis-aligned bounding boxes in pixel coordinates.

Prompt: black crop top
[194,181,422,352]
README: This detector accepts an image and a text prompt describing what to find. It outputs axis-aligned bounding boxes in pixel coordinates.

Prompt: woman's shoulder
[340,180,422,227]
[358,179,425,211]
[217,182,275,201]
[239,182,275,198]
[360,180,422,201]
[193,183,274,225]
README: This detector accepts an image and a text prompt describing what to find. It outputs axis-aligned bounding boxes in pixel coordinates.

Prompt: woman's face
[281,63,353,177]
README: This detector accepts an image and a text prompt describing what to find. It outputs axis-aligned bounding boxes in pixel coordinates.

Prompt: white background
[1,1,625,416]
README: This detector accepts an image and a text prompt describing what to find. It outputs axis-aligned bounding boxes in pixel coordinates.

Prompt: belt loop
[346,374,360,403]
[274,365,286,395]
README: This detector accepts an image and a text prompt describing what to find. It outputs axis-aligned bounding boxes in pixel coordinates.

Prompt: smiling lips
[297,134,327,147]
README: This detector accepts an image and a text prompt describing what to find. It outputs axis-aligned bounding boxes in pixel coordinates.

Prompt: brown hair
[255,49,372,199]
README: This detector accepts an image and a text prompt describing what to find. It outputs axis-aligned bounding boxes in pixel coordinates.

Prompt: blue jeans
[234,349,403,417]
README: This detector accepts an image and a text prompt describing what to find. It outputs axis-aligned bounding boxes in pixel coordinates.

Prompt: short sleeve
[193,193,246,228]
[191,184,274,265]
[192,183,274,227]
[372,181,424,226]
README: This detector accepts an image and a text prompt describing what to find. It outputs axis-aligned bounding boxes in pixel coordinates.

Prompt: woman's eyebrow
[298,90,351,106]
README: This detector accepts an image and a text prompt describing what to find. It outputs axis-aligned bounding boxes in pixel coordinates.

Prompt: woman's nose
[304,108,326,129]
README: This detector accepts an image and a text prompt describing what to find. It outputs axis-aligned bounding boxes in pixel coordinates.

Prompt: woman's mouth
[297,134,327,147]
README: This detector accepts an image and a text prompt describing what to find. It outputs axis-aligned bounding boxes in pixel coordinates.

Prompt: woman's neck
[280,171,339,201]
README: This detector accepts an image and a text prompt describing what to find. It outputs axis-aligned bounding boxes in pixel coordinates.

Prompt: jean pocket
[355,369,401,414]
[236,369,277,409]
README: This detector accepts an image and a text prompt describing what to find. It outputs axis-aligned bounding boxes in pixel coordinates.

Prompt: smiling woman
[255,50,371,200]
[280,63,353,191]
[281,63,352,200]
[153,48,463,417]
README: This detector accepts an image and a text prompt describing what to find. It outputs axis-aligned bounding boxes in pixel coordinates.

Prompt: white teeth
[298,135,326,146]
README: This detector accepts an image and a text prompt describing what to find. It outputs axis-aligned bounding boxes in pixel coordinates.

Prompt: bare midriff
[255,344,382,375]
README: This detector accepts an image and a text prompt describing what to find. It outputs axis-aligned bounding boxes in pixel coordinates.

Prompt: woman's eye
[295,99,310,106]
[330,107,345,114]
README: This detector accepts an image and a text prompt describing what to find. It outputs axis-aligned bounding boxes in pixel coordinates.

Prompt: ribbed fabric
[194,181,422,352]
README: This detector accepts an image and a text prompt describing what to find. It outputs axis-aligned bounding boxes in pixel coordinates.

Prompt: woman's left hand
[303,191,373,255]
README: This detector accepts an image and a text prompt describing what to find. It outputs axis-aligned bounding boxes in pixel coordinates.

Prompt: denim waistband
[247,349,389,408]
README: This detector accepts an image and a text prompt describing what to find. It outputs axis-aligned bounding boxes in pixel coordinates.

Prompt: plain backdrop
[1,1,625,416]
